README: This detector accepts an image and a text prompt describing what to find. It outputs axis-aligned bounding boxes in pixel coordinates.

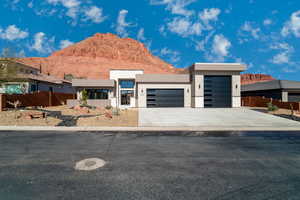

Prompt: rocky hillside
[19,33,181,79]
[241,74,275,85]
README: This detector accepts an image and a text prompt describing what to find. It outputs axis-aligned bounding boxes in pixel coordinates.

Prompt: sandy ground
[250,107,300,122]
[0,106,138,127]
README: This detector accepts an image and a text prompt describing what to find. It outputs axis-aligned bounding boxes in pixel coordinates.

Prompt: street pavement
[0,131,300,200]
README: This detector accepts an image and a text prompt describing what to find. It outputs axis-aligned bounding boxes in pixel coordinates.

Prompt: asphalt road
[0,131,300,200]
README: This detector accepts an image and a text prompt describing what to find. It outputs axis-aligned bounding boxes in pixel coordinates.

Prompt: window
[119,80,134,88]
[86,89,109,99]
[31,84,37,92]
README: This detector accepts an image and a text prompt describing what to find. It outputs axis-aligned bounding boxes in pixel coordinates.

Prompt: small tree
[290,103,295,120]
[0,47,18,84]
[80,89,88,106]
[64,74,74,81]
[7,100,21,119]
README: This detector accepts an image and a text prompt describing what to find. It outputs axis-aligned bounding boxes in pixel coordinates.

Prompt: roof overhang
[242,80,300,92]
[72,79,115,87]
[190,63,246,72]
[136,74,190,83]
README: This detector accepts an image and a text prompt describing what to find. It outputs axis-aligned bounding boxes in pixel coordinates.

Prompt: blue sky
[1,0,300,80]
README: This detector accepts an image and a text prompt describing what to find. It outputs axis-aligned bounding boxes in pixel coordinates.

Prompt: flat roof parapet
[72,79,115,87]
[190,63,246,72]
[136,74,190,83]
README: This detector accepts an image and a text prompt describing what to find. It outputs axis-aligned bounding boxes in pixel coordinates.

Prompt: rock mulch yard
[0,106,138,127]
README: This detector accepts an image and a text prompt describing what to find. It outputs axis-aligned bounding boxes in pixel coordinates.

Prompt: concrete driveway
[139,107,300,128]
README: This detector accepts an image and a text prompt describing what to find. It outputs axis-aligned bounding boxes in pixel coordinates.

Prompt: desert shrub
[80,89,88,106]
[267,102,278,112]
[105,105,112,110]
[112,108,120,116]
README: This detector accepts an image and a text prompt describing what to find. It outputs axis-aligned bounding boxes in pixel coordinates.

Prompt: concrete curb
[1,126,300,132]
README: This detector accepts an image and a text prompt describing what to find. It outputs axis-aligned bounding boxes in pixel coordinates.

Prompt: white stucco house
[68,63,246,108]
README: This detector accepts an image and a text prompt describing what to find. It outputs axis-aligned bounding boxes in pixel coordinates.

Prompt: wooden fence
[242,96,300,111]
[0,91,76,111]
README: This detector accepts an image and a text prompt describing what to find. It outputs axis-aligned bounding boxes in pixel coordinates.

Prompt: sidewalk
[1,126,300,132]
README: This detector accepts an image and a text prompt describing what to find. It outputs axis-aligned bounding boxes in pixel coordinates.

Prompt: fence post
[49,91,53,107]
[0,94,6,111]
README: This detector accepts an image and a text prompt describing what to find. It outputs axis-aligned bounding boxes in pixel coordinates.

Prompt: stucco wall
[137,83,191,108]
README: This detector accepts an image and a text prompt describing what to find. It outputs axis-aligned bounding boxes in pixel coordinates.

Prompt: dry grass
[0,106,138,127]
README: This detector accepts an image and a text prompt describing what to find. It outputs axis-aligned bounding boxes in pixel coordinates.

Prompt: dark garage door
[204,76,232,108]
[147,89,184,107]
[288,93,300,102]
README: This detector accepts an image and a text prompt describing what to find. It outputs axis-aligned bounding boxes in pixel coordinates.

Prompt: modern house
[69,63,246,108]
[0,59,74,94]
[242,80,300,102]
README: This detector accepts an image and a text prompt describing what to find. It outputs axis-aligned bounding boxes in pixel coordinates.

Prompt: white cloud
[84,6,106,24]
[159,25,167,36]
[116,9,133,38]
[28,1,34,8]
[0,25,28,41]
[167,17,202,37]
[270,42,294,65]
[137,28,146,41]
[60,39,74,49]
[199,8,221,24]
[150,0,196,17]
[272,52,289,64]
[31,32,55,54]
[160,47,181,63]
[45,0,105,25]
[47,0,81,8]
[240,21,261,39]
[212,34,231,57]
[281,10,300,37]
[206,34,231,62]
[263,19,272,26]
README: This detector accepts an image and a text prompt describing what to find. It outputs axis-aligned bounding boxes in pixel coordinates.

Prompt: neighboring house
[69,63,246,108]
[0,59,74,94]
[242,80,300,102]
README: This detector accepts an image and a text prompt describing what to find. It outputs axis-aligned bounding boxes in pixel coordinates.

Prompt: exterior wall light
[199,84,201,89]
[236,84,238,89]
[187,88,189,93]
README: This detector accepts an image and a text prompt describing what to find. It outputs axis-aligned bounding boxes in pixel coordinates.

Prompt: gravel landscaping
[0,106,138,127]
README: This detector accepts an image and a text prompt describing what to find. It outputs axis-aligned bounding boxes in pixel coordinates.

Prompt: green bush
[105,105,112,110]
[267,102,278,112]
[112,108,120,116]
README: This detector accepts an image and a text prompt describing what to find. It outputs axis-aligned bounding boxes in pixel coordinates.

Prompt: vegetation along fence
[242,96,300,111]
[0,91,76,111]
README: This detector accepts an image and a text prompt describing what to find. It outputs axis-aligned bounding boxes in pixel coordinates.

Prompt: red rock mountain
[19,33,181,79]
[18,33,276,84]
[241,73,275,85]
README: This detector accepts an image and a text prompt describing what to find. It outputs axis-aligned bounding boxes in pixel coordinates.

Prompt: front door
[121,90,134,105]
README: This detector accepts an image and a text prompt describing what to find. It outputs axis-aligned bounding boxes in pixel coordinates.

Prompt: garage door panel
[204,76,232,108]
[147,89,184,107]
